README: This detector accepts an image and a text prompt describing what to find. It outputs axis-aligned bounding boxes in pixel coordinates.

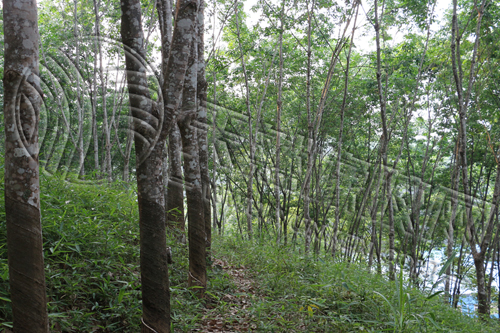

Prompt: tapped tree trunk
[196,0,211,258]
[179,32,207,293]
[158,0,185,241]
[121,0,170,331]
[159,0,201,294]
[166,124,185,240]
[3,0,49,331]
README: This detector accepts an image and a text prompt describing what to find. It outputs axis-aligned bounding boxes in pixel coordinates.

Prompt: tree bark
[275,2,284,245]
[446,145,460,298]
[158,0,185,240]
[3,0,49,331]
[303,0,314,253]
[196,0,211,258]
[234,2,254,240]
[93,0,112,180]
[166,124,185,240]
[178,33,207,292]
[73,0,85,177]
[121,0,171,330]
[91,2,100,175]
[332,3,359,258]
[451,0,491,317]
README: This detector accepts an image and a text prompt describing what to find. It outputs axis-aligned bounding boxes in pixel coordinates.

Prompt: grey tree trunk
[93,0,112,180]
[121,0,172,330]
[3,0,49,331]
[275,1,285,245]
[73,0,85,177]
[179,32,207,292]
[446,147,460,298]
[234,2,254,239]
[159,0,201,294]
[332,3,359,258]
[157,0,185,240]
[210,5,218,234]
[196,0,211,257]
[303,0,314,253]
[451,0,491,317]
[212,67,219,234]
[166,124,185,240]
[91,3,100,175]
[303,1,353,253]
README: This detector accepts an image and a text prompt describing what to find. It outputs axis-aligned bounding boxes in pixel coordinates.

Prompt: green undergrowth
[213,234,499,333]
[0,165,498,332]
[0,170,232,332]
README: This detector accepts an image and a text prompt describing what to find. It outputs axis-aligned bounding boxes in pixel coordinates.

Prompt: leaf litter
[193,258,259,333]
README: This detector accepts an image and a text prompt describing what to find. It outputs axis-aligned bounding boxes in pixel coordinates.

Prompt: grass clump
[0,171,232,332]
[213,234,499,333]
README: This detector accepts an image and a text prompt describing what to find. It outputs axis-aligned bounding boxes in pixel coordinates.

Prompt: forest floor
[0,173,498,332]
[195,257,259,333]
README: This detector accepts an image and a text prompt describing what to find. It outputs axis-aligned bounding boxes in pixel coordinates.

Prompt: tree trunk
[275,3,284,245]
[474,256,488,316]
[196,0,211,258]
[3,0,49,331]
[234,2,254,240]
[91,4,100,175]
[179,110,207,294]
[446,147,460,298]
[73,0,85,177]
[332,4,359,258]
[166,124,185,241]
[158,0,185,240]
[179,35,206,291]
[93,0,112,180]
[165,0,206,294]
[211,70,219,235]
[303,0,314,253]
[451,0,490,317]
[121,0,170,330]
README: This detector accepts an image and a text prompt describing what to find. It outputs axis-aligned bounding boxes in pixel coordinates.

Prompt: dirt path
[193,258,258,332]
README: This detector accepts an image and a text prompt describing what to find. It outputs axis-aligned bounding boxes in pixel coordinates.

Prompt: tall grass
[213,234,499,332]
[1,164,498,332]
[0,170,231,332]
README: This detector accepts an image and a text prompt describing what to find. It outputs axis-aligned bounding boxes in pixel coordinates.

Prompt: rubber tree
[178,18,207,292]
[121,0,168,330]
[121,0,199,327]
[196,0,212,257]
[157,0,186,241]
[3,0,49,331]
[166,124,186,240]
[450,0,493,317]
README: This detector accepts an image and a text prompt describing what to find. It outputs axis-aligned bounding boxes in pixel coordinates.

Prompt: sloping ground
[203,235,500,333]
[195,258,256,332]
[0,167,497,332]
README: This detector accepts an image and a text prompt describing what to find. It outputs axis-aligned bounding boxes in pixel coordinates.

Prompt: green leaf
[438,252,456,277]
[426,290,444,300]
[117,288,125,303]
